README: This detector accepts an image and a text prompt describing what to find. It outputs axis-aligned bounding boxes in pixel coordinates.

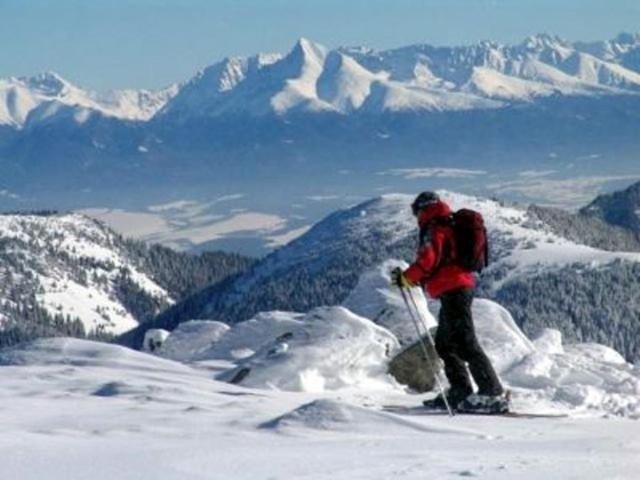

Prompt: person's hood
[417,200,452,227]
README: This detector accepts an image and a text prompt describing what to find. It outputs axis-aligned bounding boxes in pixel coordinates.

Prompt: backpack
[450,209,489,272]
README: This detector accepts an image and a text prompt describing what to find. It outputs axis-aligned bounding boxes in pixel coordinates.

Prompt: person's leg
[435,292,474,402]
[454,289,504,396]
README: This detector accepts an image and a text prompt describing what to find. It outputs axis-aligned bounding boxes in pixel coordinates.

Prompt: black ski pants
[435,288,503,399]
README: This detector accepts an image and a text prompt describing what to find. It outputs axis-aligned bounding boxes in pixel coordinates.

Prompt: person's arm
[404,229,444,284]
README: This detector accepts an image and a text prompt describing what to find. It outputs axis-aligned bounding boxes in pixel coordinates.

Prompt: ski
[382,405,568,419]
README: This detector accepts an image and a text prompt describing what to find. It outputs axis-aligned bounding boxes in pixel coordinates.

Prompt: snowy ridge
[438,191,640,286]
[209,191,640,312]
[0,72,177,128]
[0,213,172,335]
[227,193,415,295]
[4,33,640,128]
[159,34,640,119]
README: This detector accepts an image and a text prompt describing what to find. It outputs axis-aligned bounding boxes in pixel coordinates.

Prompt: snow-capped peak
[0,71,177,128]
[521,33,570,51]
[19,71,71,96]
[293,37,328,62]
[4,33,640,127]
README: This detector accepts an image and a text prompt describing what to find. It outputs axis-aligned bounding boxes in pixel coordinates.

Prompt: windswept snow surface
[159,262,640,418]
[156,320,230,362]
[1,331,638,480]
[1,263,639,478]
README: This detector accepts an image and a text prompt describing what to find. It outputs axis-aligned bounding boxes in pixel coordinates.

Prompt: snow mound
[343,259,436,345]
[219,306,400,392]
[504,330,640,416]
[261,399,479,436]
[198,311,306,361]
[533,328,564,354]
[565,343,626,365]
[134,259,640,417]
[345,260,640,416]
[471,299,536,373]
[261,399,356,431]
[0,337,185,373]
[158,320,230,362]
[142,329,170,353]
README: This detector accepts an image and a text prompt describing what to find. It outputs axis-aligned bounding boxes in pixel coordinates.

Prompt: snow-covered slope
[0,71,177,128]
[2,261,639,477]
[2,335,639,479]
[0,213,172,336]
[126,191,640,362]
[149,261,640,417]
[207,191,640,314]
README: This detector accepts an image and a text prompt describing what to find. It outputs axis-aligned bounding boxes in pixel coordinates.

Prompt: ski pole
[405,288,454,415]
[398,286,454,417]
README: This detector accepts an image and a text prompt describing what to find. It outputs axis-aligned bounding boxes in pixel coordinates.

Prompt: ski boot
[422,389,471,411]
[456,391,511,414]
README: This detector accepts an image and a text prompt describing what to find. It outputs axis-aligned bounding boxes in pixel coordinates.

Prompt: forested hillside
[0,212,252,347]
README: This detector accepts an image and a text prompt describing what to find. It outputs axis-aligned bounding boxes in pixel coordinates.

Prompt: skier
[391,191,507,413]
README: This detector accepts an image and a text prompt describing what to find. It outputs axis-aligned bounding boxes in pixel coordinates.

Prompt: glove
[390,267,416,289]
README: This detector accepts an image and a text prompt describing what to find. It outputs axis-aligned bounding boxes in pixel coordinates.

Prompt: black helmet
[411,191,440,216]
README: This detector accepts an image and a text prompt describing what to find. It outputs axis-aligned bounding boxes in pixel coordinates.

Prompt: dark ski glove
[391,267,416,289]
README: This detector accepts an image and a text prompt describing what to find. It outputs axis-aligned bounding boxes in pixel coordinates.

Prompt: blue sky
[2,0,639,91]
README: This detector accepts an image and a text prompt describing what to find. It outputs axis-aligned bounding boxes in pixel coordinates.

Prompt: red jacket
[404,200,475,298]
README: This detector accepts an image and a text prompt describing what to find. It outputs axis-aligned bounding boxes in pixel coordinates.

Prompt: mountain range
[1,34,640,256]
[3,33,640,128]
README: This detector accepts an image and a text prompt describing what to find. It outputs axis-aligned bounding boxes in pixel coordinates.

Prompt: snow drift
[217,306,399,392]
[153,260,640,417]
[1,335,638,479]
